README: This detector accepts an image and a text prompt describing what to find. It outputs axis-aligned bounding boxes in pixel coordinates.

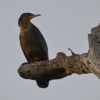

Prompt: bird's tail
[36,80,49,88]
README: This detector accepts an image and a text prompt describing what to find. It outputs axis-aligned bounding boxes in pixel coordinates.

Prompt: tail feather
[36,80,49,88]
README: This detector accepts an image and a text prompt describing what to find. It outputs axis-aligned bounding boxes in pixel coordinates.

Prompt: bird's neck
[20,19,31,31]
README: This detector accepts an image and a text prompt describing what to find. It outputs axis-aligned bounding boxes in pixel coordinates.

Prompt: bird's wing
[32,24,49,60]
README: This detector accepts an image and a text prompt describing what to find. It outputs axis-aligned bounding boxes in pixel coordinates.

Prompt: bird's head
[18,13,41,26]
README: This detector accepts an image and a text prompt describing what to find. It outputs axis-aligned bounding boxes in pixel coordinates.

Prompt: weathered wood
[83,24,100,78]
[18,24,100,81]
[18,52,91,81]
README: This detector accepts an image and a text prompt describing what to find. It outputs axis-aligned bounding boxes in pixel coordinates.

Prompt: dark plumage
[18,13,49,88]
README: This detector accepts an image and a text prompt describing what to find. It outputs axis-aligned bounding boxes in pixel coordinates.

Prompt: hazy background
[0,0,100,100]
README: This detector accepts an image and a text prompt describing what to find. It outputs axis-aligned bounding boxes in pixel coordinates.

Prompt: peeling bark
[18,24,100,82]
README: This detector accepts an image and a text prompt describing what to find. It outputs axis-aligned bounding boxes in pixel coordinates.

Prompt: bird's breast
[20,30,43,62]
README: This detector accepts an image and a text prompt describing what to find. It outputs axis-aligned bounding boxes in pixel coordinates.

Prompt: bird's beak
[28,14,41,19]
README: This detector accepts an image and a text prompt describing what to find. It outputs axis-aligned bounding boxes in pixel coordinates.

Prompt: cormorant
[18,13,49,88]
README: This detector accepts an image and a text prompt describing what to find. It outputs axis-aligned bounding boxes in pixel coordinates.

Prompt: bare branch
[18,52,91,81]
[18,24,100,81]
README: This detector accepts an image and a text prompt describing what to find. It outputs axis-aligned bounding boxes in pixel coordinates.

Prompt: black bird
[18,13,49,88]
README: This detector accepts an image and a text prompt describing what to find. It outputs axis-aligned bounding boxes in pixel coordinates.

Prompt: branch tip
[68,48,75,55]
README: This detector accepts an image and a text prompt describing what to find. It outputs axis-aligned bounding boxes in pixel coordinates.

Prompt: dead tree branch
[18,24,100,82]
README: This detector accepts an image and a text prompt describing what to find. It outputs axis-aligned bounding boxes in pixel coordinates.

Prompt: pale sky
[1,0,100,100]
